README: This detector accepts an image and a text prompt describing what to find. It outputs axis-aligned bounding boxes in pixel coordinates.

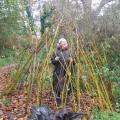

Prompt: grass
[91,111,120,120]
[114,86,120,113]
[91,83,120,120]
[0,48,16,67]
[0,56,15,67]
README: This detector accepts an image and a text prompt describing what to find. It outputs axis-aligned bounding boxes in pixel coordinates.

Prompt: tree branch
[94,0,115,16]
[81,0,92,14]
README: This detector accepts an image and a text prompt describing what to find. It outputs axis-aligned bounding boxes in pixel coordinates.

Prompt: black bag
[28,106,51,120]
[28,106,86,120]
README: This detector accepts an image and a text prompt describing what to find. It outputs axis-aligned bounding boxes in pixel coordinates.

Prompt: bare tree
[44,0,120,42]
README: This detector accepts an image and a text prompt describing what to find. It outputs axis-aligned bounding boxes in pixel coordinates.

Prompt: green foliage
[25,5,35,33]
[95,65,120,84]
[0,48,15,66]
[91,111,120,120]
[105,37,120,68]
[93,36,120,84]
[0,97,11,106]
[0,0,27,48]
[40,4,54,34]
[38,47,48,62]
[0,48,15,57]
[0,57,14,67]
[102,37,120,83]
[113,87,120,113]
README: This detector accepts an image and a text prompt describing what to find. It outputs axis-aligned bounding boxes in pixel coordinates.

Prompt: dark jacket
[51,47,71,78]
[51,47,76,96]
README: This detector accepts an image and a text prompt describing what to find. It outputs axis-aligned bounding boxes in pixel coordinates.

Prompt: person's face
[60,41,68,49]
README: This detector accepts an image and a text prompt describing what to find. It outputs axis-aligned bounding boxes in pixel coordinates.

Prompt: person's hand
[55,56,60,61]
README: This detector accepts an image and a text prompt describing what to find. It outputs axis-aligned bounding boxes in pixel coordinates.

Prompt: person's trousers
[52,73,68,103]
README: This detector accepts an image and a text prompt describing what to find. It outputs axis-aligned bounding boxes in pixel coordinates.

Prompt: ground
[0,65,97,119]
[0,64,16,93]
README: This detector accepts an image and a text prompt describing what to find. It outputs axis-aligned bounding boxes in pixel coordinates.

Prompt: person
[51,38,76,104]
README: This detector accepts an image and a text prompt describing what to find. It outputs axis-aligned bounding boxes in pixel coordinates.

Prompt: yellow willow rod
[78,53,96,112]
[64,58,77,109]
[36,57,52,105]
[45,64,57,108]
[82,51,108,110]
[75,38,81,111]
[92,40,107,66]
[90,46,113,111]
[59,58,71,106]
[74,39,93,94]
[76,63,81,111]
[57,49,76,107]
[100,76,113,111]
[36,63,44,105]
[77,38,93,91]
[71,38,92,95]
[69,39,92,111]
[101,44,108,64]
[43,17,64,67]
[92,41,113,111]
[83,50,112,111]
[25,55,38,109]
[43,64,60,109]
[26,69,33,113]
[77,62,92,95]
[36,18,64,107]
[36,51,54,105]
[51,81,58,108]
[26,41,48,103]
[6,54,33,94]
[57,48,77,110]
[68,73,77,112]
[60,58,76,109]
[37,65,50,105]
[89,57,112,110]
[89,54,109,109]
[41,19,64,73]
[78,41,105,110]
[61,73,68,107]
[36,16,64,71]
[62,62,80,111]
[79,62,92,94]
[37,62,50,105]
[37,80,40,105]
[92,41,104,66]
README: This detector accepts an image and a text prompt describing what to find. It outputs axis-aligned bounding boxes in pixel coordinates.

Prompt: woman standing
[51,38,76,104]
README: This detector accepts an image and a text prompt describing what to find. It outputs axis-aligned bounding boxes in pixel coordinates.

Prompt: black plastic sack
[55,109,86,120]
[28,106,86,120]
[28,106,51,120]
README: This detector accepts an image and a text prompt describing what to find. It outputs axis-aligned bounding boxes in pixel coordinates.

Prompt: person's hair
[58,38,67,44]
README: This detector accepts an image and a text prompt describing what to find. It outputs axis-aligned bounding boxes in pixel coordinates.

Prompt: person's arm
[51,52,60,65]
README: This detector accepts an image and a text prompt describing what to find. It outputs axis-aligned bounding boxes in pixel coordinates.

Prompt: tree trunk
[81,0,93,41]
[81,0,114,42]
